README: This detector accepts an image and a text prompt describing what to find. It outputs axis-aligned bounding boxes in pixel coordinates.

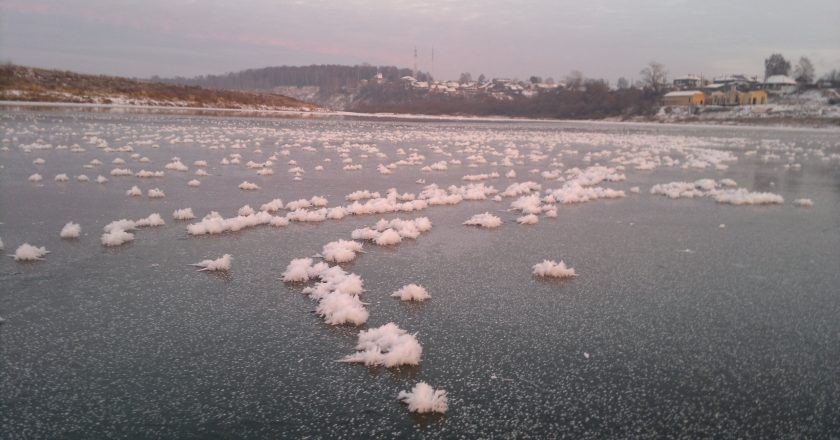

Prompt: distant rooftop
[664,91,703,97]
[764,75,797,85]
[713,74,758,83]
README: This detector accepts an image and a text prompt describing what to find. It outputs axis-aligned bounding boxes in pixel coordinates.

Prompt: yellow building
[738,90,768,105]
[708,91,729,106]
[662,91,705,106]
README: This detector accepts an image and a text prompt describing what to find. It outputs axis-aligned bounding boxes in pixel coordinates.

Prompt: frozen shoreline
[2,100,839,132]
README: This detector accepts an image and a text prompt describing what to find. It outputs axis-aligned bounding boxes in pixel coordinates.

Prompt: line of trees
[159,64,432,95]
[351,74,661,119]
[765,53,816,83]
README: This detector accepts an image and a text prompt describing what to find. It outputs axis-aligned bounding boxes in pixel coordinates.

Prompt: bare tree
[764,54,791,79]
[458,72,473,84]
[822,69,840,85]
[793,57,815,84]
[529,76,543,84]
[565,70,584,90]
[477,73,486,84]
[616,77,630,90]
[639,62,667,93]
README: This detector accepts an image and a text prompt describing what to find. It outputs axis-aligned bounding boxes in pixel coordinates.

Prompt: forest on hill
[0,65,315,111]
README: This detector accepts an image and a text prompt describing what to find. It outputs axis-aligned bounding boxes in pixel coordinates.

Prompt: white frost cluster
[286,208,328,223]
[101,229,135,246]
[374,228,402,245]
[340,322,422,367]
[650,181,709,199]
[712,189,784,206]
[321,239,364,263]
[260,198,285,212]
[398,382,449,414]
[164,159,188,171]
[501,181,540,197]
[533,260,577,278]
[510,194,543,214]
[187,210,282,235]
[282,257,321,282]
[315,293,368,325]
[172,208,196,220]
[11,243,50,261]
[351,217,433,245]
[136,170,164,178]
[60,222,81,239]
[463,212,502,228]
[238,205,255,216]
[283,259,368,325]
[391,284,431,302]
[517,214,539,225]
[303,265,364,299]
[651,179,784,206]
[545,182,625,204]
[101,213,164,246]
[147,188,165,198]
[191,254,232,271]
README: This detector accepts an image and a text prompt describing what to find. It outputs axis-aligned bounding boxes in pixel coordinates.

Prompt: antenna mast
[431,47,434,80]
[413,47,418,78]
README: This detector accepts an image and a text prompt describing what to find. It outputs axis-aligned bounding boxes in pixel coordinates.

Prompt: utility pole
[413,47,418,79]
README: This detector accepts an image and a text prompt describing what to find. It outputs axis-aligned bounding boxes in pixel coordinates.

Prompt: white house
[763,75,798,95]
[674,74,704,89]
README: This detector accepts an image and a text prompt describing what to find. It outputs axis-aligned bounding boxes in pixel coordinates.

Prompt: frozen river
[1,107,839,438]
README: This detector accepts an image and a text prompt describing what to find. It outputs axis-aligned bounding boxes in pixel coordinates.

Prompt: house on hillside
[712,74,759,90]
[763,75,798,95]
[662,91,705,106]
[429,82,457,94]
[673,75,704,90]
[459,82,480,95]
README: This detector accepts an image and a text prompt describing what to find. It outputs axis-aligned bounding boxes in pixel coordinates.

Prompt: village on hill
[379,53,838,109]
[355,53,839,123]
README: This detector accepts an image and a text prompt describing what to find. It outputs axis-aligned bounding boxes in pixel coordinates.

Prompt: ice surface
[2,108,839,439]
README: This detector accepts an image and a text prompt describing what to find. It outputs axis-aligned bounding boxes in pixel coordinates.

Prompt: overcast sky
[1,0,838,83]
